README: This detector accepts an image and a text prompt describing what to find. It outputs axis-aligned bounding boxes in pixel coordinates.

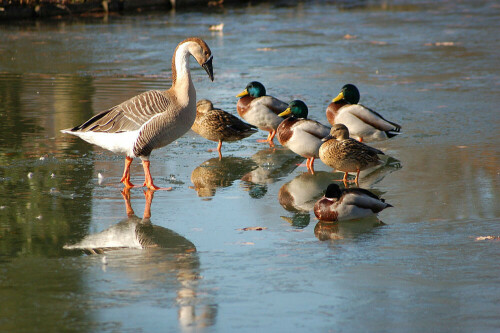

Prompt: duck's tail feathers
[385,130,400,138]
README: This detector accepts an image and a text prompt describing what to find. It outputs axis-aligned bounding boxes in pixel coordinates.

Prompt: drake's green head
[278,100,309,118]
[332,84,360,104]
[236,81,266,98]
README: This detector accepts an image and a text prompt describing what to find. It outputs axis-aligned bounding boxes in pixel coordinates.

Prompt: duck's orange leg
[307,157,316,174]
[342,172,350,187]
[267,129,276,147]
[256,132,271,143]
[354,169,360,186]
[257,130,276,147]
[217,140,223,160]
[120,156,135,188]
[142,160,172,191]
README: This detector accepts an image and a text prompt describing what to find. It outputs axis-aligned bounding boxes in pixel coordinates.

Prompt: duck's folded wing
[299,120,331,139]
[215,110,257,131]
[357,140,385,155]
[256,96,289,115]
[341,192,387,212]
[67,90,171,133]
[348,104,401,132]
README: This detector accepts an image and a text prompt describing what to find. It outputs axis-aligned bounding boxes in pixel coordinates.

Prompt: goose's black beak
[202,55,214,82]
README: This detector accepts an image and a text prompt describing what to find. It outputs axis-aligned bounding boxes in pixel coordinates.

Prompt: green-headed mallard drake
[326,84,401,142]
[236,81,288,147]
[319,123,384,185]
[192,99,257,159]
[61,37,214,190]
[314,183,392,221]
[277,100,331,174]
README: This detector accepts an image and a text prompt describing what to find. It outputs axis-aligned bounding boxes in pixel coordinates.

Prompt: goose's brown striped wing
[70,90,172,133]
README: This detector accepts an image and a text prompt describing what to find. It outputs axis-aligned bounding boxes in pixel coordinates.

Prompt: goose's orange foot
[120,175,135,188]
[141,160,172,191]
[142,181,172,191]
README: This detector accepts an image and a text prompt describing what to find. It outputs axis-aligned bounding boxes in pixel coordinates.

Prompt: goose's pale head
[174,37,214,82]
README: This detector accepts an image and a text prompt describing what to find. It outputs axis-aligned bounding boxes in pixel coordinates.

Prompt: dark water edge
[0,0,272,20]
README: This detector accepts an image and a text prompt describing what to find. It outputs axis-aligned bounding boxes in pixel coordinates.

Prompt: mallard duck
[319,123,384,185]
[61,37,214,190]
[192,99,257,159]
[277,100,331,174]
[236,81,288,147]
[326,84,401,142]
[314,183,392,221]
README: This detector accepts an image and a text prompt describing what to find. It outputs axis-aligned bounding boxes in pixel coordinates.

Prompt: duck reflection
[190,156,257,198]
[241,147,305,198]
[278,171,335,212]
[314,218,386,242]
[280,213,311,229]
[356,155,402,187]
[64,189,217,330]
[278,172,338,229]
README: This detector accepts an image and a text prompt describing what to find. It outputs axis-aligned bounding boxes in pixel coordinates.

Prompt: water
[1,1,499,332]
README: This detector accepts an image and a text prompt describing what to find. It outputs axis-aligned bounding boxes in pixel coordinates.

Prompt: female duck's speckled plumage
[236,81,288,147]
[61,37,214,190]
[192,99,257,158]
[314,183,392,221]
[277,100,330,174]
[326,84,401,142]
[319,123,384,185]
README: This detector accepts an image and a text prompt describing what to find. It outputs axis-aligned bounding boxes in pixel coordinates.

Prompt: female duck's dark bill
[203,55,214,81]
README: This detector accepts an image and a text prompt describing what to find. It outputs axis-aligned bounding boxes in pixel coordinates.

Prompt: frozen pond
[0,0,499,331]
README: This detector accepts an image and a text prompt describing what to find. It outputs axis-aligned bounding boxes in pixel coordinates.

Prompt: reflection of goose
[314,219,385,242]
[190,156,256,198]
[240,147,304,198]
[64,189,218,330]
[278,171,334,212]
[314,183,393,222]
[61,38,214,190]
[64,189,195,253]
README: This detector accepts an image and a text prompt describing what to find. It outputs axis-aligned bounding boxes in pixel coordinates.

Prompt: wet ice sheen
[0,1,499,332]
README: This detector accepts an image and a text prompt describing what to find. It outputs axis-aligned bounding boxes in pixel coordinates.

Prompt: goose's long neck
[171,43,195,106]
